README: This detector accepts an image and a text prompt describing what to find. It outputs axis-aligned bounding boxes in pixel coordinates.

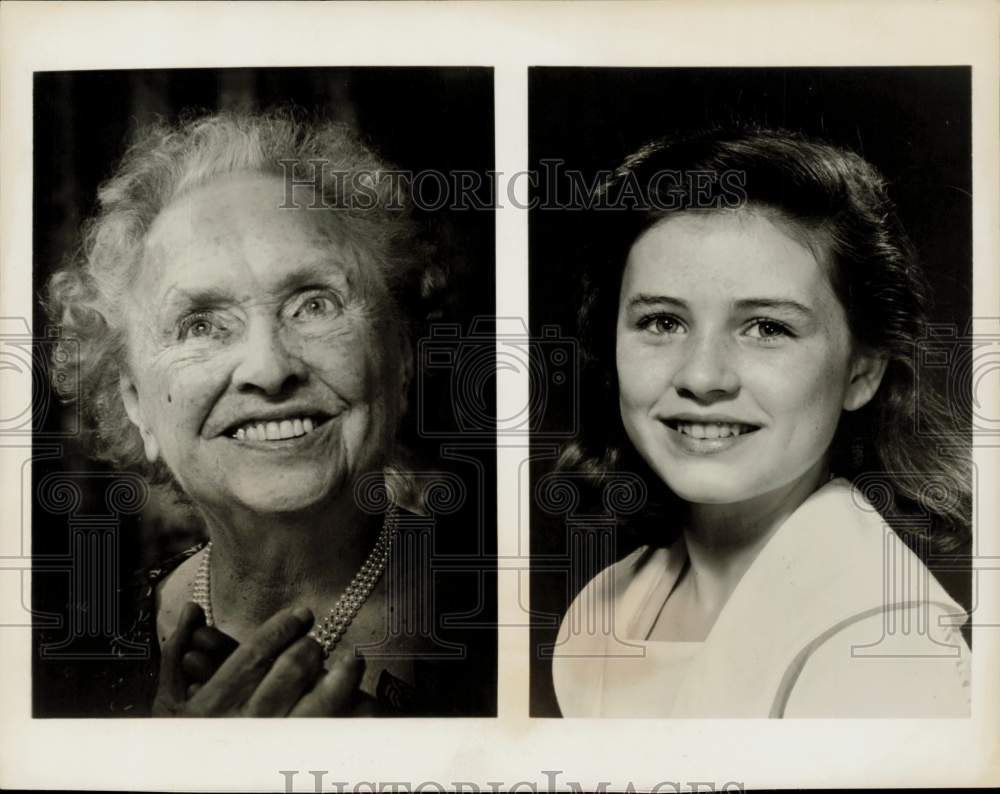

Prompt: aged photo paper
[1,0,998,790]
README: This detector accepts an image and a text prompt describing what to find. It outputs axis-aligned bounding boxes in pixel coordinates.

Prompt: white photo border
[1,0,997,790]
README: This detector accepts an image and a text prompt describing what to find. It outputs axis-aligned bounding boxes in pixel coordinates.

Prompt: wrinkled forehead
[139,172,384,297]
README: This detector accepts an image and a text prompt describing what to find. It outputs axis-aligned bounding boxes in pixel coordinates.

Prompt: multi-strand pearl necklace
[191,506,398,656]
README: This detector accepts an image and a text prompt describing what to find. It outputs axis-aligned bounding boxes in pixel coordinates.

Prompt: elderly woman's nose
[231,321,308,395]
[671,331,740,401]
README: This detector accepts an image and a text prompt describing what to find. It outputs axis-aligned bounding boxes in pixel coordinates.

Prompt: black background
[528,67,973,716]
[32,67,497,716]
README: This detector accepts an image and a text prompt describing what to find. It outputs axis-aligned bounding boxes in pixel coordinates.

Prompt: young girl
[552,128,972,718]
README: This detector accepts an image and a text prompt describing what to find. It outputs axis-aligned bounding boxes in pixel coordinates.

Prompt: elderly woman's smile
[43,110,485,717]
[118,172,404,516]
[226,415,328,442]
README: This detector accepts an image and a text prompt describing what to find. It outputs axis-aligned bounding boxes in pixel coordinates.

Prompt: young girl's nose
[671,332,740,402]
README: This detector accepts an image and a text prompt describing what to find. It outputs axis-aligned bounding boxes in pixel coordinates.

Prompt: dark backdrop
[528,66,973,716]
[32,67,496,716]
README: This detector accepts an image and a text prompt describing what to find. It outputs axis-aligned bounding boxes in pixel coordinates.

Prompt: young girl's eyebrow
[733,298,815,320]
[625,294,688,310]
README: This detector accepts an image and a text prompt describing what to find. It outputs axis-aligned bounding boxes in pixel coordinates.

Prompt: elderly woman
[47,111,461,716]
[552,127,972,717]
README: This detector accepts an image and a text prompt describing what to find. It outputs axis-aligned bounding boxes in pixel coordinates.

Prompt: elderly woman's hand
[153,603,365,717]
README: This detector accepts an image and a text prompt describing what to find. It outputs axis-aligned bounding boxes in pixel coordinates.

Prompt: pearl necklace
[191,506,398,656]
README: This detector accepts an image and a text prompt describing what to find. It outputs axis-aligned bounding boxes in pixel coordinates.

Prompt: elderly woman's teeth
[233,418,318,441]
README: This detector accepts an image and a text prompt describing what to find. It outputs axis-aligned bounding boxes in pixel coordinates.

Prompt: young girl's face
[615,210,885,506]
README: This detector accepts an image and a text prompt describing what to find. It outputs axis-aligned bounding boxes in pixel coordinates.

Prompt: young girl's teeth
[677,422,744,439]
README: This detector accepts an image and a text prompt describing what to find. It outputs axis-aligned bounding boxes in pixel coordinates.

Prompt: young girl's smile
[616,209,886,507]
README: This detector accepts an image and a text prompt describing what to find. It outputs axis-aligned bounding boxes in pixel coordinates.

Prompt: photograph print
[31,66,497,718]
[529,66,974,718]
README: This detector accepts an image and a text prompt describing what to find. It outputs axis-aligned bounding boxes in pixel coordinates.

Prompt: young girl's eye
[745,318,793,341]
[637,314,686,335]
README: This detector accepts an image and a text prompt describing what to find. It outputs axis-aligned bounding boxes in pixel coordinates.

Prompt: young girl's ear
[843,349,889,412]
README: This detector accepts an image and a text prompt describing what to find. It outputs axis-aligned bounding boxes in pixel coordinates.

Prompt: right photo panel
[529,67,973,718]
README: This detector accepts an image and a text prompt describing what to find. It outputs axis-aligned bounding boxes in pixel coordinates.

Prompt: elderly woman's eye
[291,291,343,321]
[177,311,225,341]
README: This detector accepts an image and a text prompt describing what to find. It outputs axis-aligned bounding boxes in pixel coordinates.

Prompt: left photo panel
[31,67,497,717]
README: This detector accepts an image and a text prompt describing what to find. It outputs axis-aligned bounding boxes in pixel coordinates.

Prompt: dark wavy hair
[559,126,971,559]
[45,108,445,490]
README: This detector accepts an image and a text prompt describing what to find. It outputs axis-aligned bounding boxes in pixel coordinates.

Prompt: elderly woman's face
[119,173,407,516]
[616,210,885,506]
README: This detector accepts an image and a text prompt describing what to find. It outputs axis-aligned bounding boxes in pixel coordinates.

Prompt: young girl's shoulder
[782,603,971,717]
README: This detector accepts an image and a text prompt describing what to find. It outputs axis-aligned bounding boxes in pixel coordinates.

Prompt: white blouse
[552,478,971,718]
[591,640,703,717]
